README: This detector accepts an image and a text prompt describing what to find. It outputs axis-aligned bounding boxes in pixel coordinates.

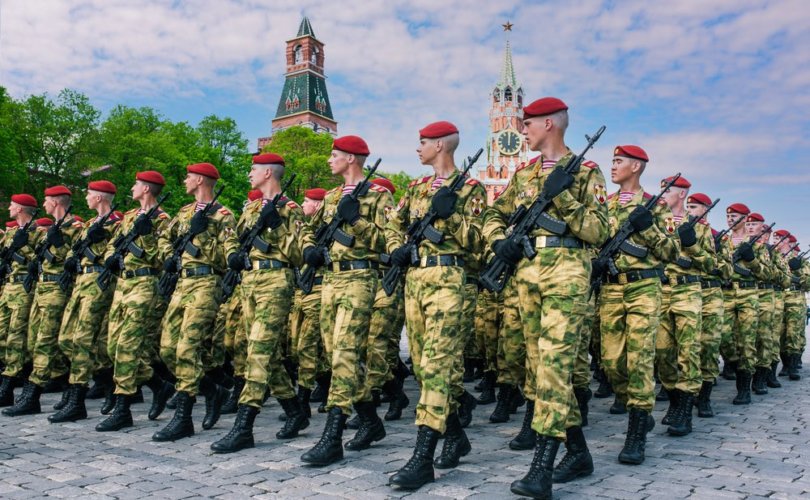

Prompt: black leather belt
[332,260,379,272]
[733,280,757,289]
[313,276,324,286]
[466,276,479,286]
[789,284,802,291]
[529,236,586,249]
[39,273,62,283]
[8,274,28,284]
[605,268,664,285]
[250,259,290,270]
[757,283,773,290]
[418,255,464,268]
[183,266,217,278]
[123,268,160,279]
[669,275,701,286]
[80,265,105,275]
[773,285,783,292]
[701,279,723,289]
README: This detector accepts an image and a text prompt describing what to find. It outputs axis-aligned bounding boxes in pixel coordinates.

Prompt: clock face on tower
[497,129,522,156]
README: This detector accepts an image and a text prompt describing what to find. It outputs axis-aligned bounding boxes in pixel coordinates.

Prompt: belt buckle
[618,273,628,285]
[534,235,547,248]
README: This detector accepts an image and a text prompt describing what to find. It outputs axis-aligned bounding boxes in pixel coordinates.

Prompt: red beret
[5,221,19,228]
[687,193,711,206]
[788,234,797,243]
[773,229,791,238]
[614,145,649,162]
[136,170,166,186]
[247,189,263,202]
[187,162,220,179]
[371,177,396,194]
[88,180,117,194]
[419,121,459,139]
[333,135,370,156]
[726,203,750,215]
[661,175,691,189]
[523,97,568,118]
[36,217,53,227]
[304,188,326,201]
[11,194,37,208]
[44,185,72,197]
[746,212,764,223]
[253,153,285,166]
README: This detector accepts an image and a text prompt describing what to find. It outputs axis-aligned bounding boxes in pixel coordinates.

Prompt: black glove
[227,252,246,271]
[788,257,801,271]
[390,245,412,267]
[677,224,697,247]
[133,216,153,236]
[542,166,575,198]
[714,238,723,253]
[431,187,458,220]
[163,257,181,273]
[628,206,654,232]
[86,224,108,244]
[63,256,80,273]
[337,196,361,225]
[104,255,123,273]
[46,226,65,248]
[493,238,523,265]
[27,260,38,276]
[303,246,325,268]
[737,242,755,262]
[11,229,29,249]
[259,202,283,230]
[591,258,608,278]
[189,211,209,236]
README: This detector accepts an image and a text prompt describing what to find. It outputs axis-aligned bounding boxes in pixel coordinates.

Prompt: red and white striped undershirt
[541,159,556,171]
[194,201,207,212]
[431,177,446,191]
[342,184,355,197]
[618,192,635,206]
[672,214,684,225]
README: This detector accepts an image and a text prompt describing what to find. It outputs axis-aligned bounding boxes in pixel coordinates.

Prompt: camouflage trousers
[515,249,590,439]
[720,289,737,362]
[656,282,702,395]
[449,281,478,401]
[28,282,70,387]
[220,291,246,377]
[725,284,760,374]
[771,291,784,364]
[57,273,114,385]
[362,277,404,397]
[755,289,776,369]
[383,282,406,374]
[783,291,806,354]
[322,269,378,415]
[289,285,326,390]
[590,306,602,369]
[496,279,526,389]
[108,275,160,395]
[238,269,296,407]
[159,275,221,396]
[699,286,724,381]
[572,293,597,390]
[473,289,500,372]
[600,277,662,413]
[0,282,34,378]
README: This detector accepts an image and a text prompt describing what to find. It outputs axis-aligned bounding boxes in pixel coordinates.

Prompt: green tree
[0,87,28,201]
[262,126,339,201]
[195,115,251,214]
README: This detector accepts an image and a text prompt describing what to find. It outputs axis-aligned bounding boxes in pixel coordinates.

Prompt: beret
[788,234,797,243]
[36,217,53,226]
[333,135,370,156]
[523,97,568,118]
[687,193,711,206]
[253,153,285,166]
[614,145,649,162]
[304,188,326,201]
[726,203,750,215]
[371,177,396,195]
[44,185,72,197]
[661,175,691,189]
[136,170,166,186]
[773,229,791,238]
[746,212,765,223]
[247,189,263,202]
[5,221,19,228]
[419,121,459,139]
[11,194,37,208]
[187,162,220,180]
[88,180,117,194]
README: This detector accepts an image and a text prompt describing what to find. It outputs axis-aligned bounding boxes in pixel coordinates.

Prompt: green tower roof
[297,17,315,38]
[274,72,334,121]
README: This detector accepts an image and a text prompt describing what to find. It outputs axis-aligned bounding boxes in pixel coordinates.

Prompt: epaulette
[182,202,195,210]
[157,211,170,220]
[369,184,387,193]
[417,175,432,186]
[642,192,653,200]
[697,219,709,226]
[464,177,480,186]
[582,160,598,169]
[711,228,719,237]
[71,221,84,229]
[407,179,419,188]
[607,192,618,200]
[285,199,300,209]
[217,207,231,216]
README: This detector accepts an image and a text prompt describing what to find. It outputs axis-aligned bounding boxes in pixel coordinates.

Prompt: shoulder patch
[582,160,598,169]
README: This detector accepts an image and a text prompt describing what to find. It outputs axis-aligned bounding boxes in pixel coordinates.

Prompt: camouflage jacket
[709,229,733,281]
[769,249,791,289]
[0,223,38,279]
[665,217,716,278]
[158,201,238,274]
[34,217,83,275]
[236,197,314,268]
[71,211,123,268]
[724,234,765,282]
[104,206,171,271]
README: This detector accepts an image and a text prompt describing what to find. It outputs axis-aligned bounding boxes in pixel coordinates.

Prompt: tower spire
[499,40,517,89]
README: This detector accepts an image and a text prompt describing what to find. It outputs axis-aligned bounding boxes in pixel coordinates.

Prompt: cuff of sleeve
[553,189,576,210]
[351,218,369,234]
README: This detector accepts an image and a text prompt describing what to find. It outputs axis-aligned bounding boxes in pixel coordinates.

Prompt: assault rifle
[24,204,73,293]
[730,221,776,277]
[767,231,791,256]
[96,193,169,291]
[220,175,295,302]
[157,186,224,299]
[58,204,119,292]
[297,158,381,294]
[381,148,484,296]
[674,198,719,269]
[480,126,606,293]
[0,210,39,283]
[713,215,746,248]
[588,173,682,298]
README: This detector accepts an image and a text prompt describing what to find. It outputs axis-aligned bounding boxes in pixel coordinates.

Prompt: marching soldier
[747,213,777,395]
[783,235,805,380]
[766,229,791,388]
[719,203,749,381]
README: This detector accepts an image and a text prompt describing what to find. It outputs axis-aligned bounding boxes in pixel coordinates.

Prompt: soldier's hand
[87,224,108,244]
[63,256,80,273]
[431,187,458,220]
[788,257,802,271]
[542,166,575,198]
[189,211,209,235]
[11,228,29,249]
[303,246,325,268]
[493,238,523,265]
[737,242,755,262]
[46,225,65,248]
[628,206,654,232]
[677,224,697,247]
[390,245,412,267]
[337,196,361,225]
[133,216,153,236]
[259,202,283,230]
[227,252,246,271]
[591,258,608,278]
[162,257,181,273]
[104,255,123,273]
[714,238,723,253]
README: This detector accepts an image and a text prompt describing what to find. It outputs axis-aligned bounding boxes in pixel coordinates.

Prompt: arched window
[493,89,500,103]
[504,87,512,102]
[311,46,319,64]
[294,45,303,64]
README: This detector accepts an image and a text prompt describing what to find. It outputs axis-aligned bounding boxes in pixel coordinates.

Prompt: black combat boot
[509,389,526,414]
[53,386,71,411]
[553,426,594,483]
[510,433,561,499]
[42,372,68,393]
[457,390,477,428]
[463,358,475,383]
[655,385,669,402]
[345,401,385,450]
[779,353,789,376]
[661,388,679,425]
[100,383,116,415]
[752,367,768,395]
[434,412,471,469]
[143,374,175,421]
[383,377,409,421]
[301,407,348,466]
[87,368,112,399]
[574,387,592,427]
[509,400,535,450]
[152,391,195,441]
[2,380,41,416]
[767,361,782,388]
[618,407,651,465]
[95,394,133,432]
[346,413,361,430]
[721,359,737,380]
[165,391,179,410]
[200,375,227,430]
[310,371,331,403]
[667,389,694,436]
[477,371,496,404]
[276,396,309,439]
[389,425,441,490]
[609,396,627,415]
[732,370,751,405]
[788,354,801,381]
[696,380,714,418]
[210,404,259,453]
[220,376,244,415]
[489,384,515,423]
[49,384,87,423]
[297,386,312,419]
[0,375,16,407]
[594,369,613,398]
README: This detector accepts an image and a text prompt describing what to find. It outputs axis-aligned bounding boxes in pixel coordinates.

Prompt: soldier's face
[686,202,706,218]
[248,165,269,189]
[726,213,743,229]
[416,139,438,166]
[329,150,350,176]
[184,173,201,195]
[43,196,57,216]
[85,191,99,211]
[131,181,146,201]
[661,187,684,210]
[302,198,321,217]
[610,157,634,184]
[522,118,546,151]
[745,220,762,236]
[8,202,21,218]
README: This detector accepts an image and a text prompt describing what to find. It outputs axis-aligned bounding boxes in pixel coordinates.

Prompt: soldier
[719,203,750,381]
[385,120,485,490]
[153,162,237,441]
[0,195,39,406]
[4,186,82,417]
[95,171,175,432]
[766,229,791,388]
[300,135,393,466]
[746,213,777,396]
[783,236,805,380]
[598,145,679,466]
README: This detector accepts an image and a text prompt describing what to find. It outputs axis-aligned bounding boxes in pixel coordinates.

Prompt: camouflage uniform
[220,289,246,377]
[757,248,789,369]
[497,280,525,389]
[289,283,323,390]
[363,270,404,396]
[754,245,776,372]
[698,228,731,383]
[474,288,500,375]
[783,257,807,356]
[0,223,38,380]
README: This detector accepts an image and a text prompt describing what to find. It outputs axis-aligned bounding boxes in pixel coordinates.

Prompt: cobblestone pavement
[0,343,808,499]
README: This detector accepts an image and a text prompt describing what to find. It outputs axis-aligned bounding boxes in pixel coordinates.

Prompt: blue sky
[1,0,808,245]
